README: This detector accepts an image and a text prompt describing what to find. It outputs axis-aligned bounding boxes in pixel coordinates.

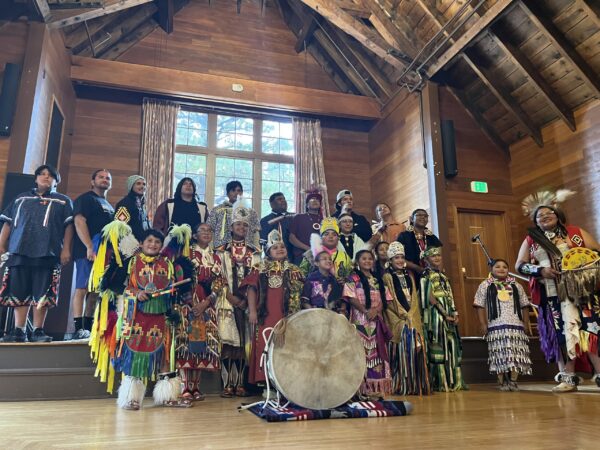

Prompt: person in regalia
[474,259,532,391]
[111,229,190,410]
[516,189,600,392]
[243,229,303,385]
[173,222,223,402]
[420,246,466,392]
[382,242,430,395]
[214,199,261,397]
[343,249,393,399]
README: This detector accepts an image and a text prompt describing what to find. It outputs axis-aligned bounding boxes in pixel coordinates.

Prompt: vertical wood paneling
[318,124,371,217]
[369,92,429,226]
[118,0,339,92]
[510,99,600,240]
[0,22,28,200]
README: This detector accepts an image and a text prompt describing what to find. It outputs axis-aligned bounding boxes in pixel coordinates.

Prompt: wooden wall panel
[66,94,143,202]
[117,0,339,92]
[321,123,371,217]
[510,99,600,240]
[0,22,28,200]
[439,87,519,336]
[369,92,429,227]
[22,29,76,190]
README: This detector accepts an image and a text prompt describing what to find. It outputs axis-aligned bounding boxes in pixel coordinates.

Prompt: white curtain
[293,118,330,216]
[140,98,179,218]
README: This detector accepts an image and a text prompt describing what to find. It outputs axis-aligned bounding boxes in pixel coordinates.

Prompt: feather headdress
[521,189,575,219]
[162,223,192,258]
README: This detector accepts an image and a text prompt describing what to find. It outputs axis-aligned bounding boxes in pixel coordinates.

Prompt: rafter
[294,13,318,52]
[155,0,174,33]
[32,0,52,21]
[487,29,575,132]
[426,0,516,78]
[519,0,600,99]
[298,0,409,69]
[574,0,600,29]
[336,0,370,19]
[446,86,508,154]
[48,0,153,28]
[462,52,543,147]
[363,0,417,57]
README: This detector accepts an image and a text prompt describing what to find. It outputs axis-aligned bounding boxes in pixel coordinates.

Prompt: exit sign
[470,181,488,193]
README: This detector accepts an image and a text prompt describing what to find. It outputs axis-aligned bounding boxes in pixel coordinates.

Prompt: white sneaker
[71,329,91,340]
[552,382,577,393]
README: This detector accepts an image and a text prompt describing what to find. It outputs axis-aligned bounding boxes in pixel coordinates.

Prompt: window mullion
[253,156,262,213]
[206,153,217,209]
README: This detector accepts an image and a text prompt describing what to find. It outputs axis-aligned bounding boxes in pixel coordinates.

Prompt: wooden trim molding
[70,56,381,120]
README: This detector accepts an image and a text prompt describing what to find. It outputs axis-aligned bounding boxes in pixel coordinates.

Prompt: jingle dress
[343,273,393,397]
[474,275,532,376]
[112,253,179,380]
[174,244,223,394]
[241,260,303,384]
[383,269,430,395]
[420,268,466,392]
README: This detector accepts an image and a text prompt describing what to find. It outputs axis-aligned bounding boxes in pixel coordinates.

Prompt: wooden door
[455,210,510,336]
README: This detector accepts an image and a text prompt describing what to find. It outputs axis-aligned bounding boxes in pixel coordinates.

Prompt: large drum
[267,309,366,410]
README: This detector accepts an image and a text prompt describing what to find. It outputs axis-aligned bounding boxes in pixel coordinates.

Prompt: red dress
[241,262,303,384]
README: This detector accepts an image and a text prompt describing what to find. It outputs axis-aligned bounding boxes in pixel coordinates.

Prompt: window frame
[174,109,295,213]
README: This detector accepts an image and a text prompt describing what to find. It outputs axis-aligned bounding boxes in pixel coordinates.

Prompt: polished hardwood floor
[1,383,598,449]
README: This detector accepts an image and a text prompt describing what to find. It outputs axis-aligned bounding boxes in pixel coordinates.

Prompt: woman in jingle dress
[343,249,393,398]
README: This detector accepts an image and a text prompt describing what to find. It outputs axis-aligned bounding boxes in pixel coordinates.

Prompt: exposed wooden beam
[154,0,173,33]
[299,0,409,69]
[574,0,600,29]
[48,0,153,28]
[488,29,576,132]
[100,19,158,60]
[330,26,393,98]
[426,0,516,77]
[70,56,382,119]
[313,28,374,97]
[76,3,157,57]
[446,86,508,154]
[519,0,600,99]
[48,0,102,8]
[31,0,52,21]
[365,0,417,58]
[337,0,370,19]
[294,14,318,53]
[462,52,543,147]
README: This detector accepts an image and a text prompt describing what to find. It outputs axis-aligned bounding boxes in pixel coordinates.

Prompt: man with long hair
[153,177,208,235]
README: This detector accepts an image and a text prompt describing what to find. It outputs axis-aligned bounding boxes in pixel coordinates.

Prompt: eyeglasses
[414,213,429,218]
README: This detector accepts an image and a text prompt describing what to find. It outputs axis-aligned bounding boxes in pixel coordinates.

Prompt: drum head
[269,309,366,410]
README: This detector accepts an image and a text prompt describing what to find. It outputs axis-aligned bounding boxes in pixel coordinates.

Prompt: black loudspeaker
[1,172,35,209]
[441,119,458,178]
[0,63,22,137]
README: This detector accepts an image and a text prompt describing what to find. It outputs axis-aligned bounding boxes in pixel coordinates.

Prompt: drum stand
[238,326,289,412]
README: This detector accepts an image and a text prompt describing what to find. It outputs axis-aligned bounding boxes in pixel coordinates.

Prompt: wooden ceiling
[2,0,599,151]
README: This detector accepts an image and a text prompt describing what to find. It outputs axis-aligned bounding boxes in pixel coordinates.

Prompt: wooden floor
[1,383,598,449]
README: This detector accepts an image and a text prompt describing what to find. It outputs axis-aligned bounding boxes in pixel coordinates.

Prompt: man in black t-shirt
[70,169,114,340]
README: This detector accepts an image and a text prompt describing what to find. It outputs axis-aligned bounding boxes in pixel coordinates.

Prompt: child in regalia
[420,246,466,392]
[474,258,532,391]
[112,229,188,410]
[343,249,393,399]
[167,223,224,403]
[243,229,304,385]
[382,242,430,396]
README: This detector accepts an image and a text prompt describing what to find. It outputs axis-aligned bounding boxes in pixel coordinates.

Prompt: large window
[173,110,295,216]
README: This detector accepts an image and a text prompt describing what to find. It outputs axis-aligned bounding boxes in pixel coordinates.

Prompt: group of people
[0,164,598,408]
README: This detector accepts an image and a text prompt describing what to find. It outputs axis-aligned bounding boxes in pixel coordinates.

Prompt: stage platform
[0,384,598,449]
[0,337,556,401]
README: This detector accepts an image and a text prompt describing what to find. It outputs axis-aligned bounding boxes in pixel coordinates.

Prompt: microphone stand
[471,234,529,282]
